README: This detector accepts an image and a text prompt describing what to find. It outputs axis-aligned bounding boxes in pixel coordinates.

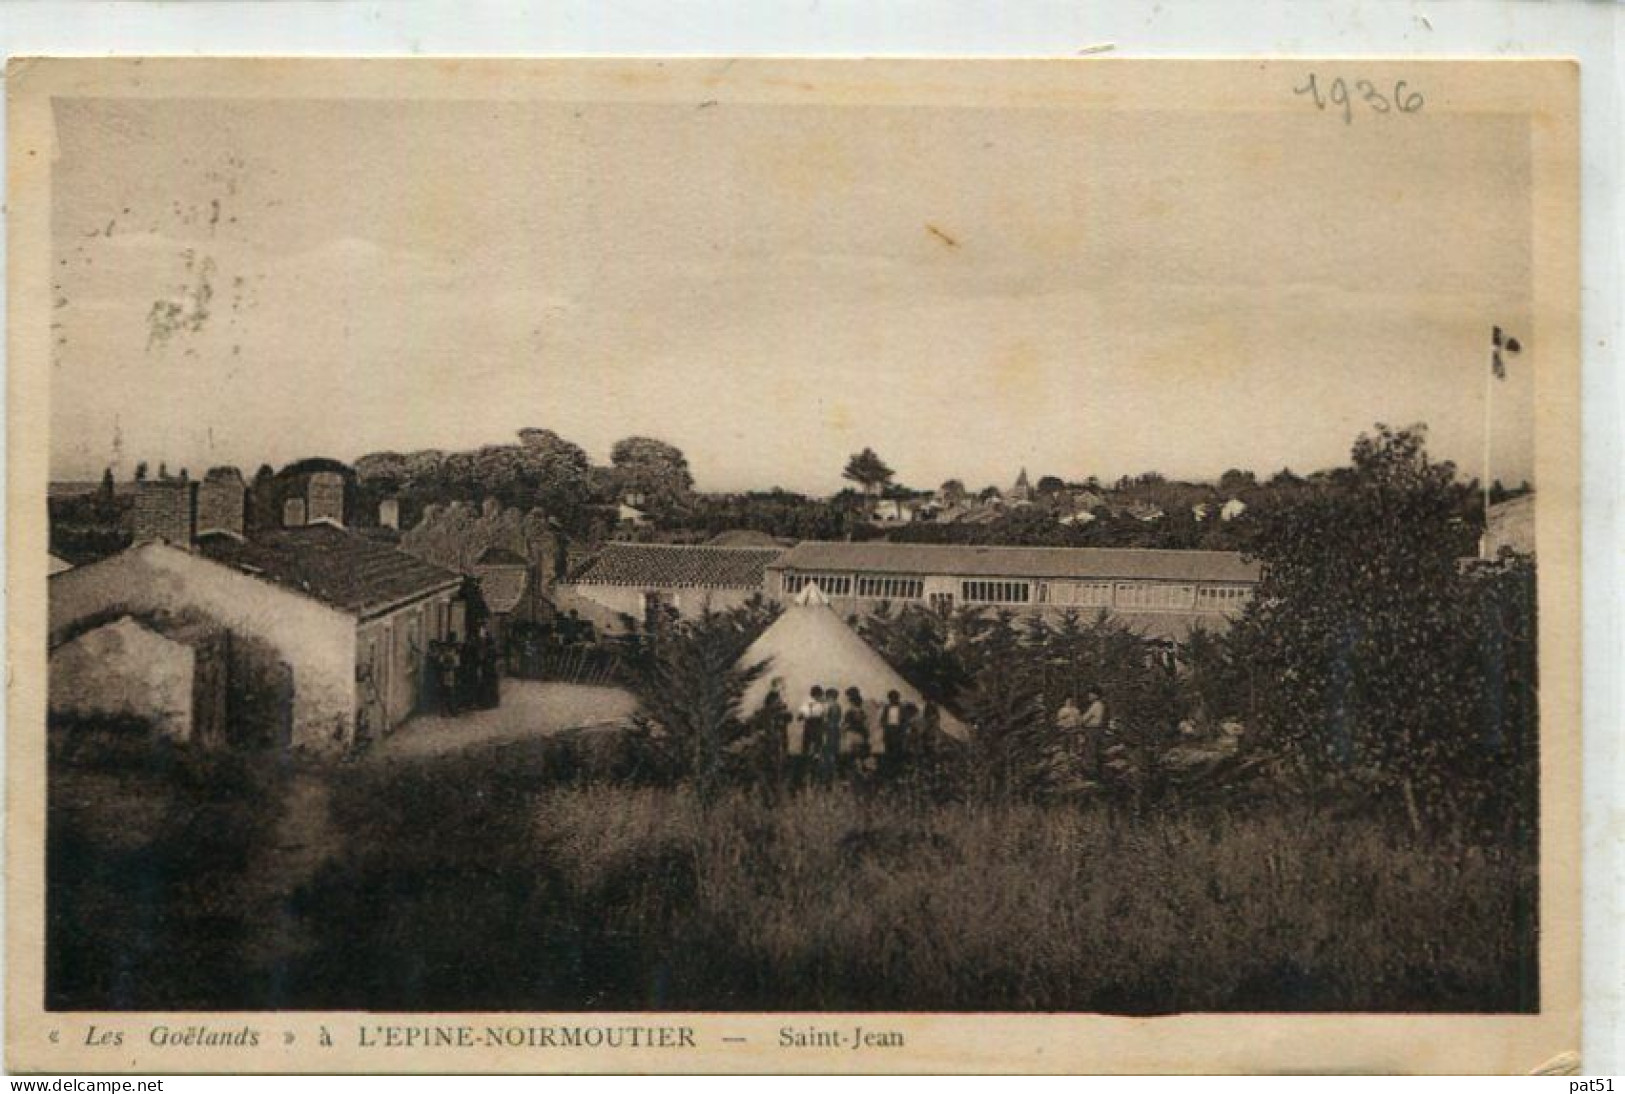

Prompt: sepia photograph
[7,57,1582,1072]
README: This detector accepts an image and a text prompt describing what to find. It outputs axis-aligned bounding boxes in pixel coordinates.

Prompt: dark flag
[1492,325,1521,380]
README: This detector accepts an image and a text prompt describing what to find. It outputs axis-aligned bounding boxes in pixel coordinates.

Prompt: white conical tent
[738,584,968,739]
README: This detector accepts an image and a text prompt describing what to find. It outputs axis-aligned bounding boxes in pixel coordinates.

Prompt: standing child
[841,687,871,784]
[819,685,843,786]
[794,686,825,790]
[880,689,907,779]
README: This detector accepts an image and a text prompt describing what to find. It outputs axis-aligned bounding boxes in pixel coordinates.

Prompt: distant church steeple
[1010,467,1033,503]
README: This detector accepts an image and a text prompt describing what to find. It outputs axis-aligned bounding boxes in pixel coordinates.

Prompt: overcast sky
[49,90,1534,494]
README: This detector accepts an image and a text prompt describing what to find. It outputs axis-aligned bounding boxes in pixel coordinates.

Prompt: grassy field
[522,785,1536,1013]
[47,729,1537,1014]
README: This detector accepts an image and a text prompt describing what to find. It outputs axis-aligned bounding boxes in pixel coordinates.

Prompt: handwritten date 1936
[1294,75,1424,124]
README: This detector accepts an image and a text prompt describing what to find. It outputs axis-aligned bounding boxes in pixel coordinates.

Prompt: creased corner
[1528,1051,1580,1076]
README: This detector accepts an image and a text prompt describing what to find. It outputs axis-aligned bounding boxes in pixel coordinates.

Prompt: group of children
[425,627,502,716]
[755,682,949,787]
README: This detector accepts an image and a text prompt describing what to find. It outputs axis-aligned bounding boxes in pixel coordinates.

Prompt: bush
[1233,425,1537,837]
[47,735,290,1009]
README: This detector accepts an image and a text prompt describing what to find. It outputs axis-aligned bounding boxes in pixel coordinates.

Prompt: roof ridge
[601,541,785,553]
[785,540,1245,557]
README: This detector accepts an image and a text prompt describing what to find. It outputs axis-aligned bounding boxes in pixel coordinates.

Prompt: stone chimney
[307,471,345,526]
[197,466,247,539]
[379,497,400,531]
[283,497,308,528]
[132,479,197,546]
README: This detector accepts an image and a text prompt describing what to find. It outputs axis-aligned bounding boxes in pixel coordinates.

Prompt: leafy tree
[1036,475,1066,497]
[1218,468,1257,493]
[977,485,1002,503]
[623,600,779,800]
[1234,425,1487,833]
[957,645,1046,799]
[400,450,446,492]
[610,436,694,509]
[842,448,895,498]
[858,600,972,705]
[133,461,148,483]
[938,479,967,505]
[99,468,115,501]
[1180,624,1249,726]
[354,451,410,493]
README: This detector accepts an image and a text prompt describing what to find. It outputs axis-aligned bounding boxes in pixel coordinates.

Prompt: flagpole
[1484,338,1494,532]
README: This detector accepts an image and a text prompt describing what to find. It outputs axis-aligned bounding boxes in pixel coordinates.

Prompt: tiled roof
[476,566,530,615]
[198,523,462,618]
[566,542,783,589]
[768,541,1260,584]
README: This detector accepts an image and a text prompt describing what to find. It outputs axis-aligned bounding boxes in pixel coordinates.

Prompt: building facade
[49,614,228,745]
[553,542,784,633]
[50,526,464,753]
[764,541,1261,641]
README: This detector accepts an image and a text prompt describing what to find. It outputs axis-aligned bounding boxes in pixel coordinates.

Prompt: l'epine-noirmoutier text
[357,1025,698,1049]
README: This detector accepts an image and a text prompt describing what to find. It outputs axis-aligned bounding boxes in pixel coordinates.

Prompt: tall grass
[46,724,293,1010]
[49,727,1536,1013]
[283,737,1534,1013]
[530,783,1535,1013]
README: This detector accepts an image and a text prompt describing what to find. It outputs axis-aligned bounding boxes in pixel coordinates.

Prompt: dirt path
[233,765,337,970]
[231,681,637,973]
[369,679,639,761]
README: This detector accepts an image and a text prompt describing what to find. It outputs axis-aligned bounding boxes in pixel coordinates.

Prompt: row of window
[784,573,932,601]
[962,580,1033,604]
[783,572,855,597]
[856,575,927,600]
[1196,585,1250,607]
[780,571,1252,611]
[1115,583,1196,610]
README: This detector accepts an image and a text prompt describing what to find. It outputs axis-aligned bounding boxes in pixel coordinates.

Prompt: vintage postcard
[6,58,1580,1073]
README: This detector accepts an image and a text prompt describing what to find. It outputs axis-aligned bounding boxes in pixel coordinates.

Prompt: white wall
[48,544,358,751]
[49,617,195,742]
[557,583,758,630]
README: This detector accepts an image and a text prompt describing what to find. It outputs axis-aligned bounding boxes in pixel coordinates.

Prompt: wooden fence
[507,642,630,687]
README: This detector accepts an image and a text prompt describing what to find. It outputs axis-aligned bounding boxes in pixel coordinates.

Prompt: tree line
[625,425,1538,841]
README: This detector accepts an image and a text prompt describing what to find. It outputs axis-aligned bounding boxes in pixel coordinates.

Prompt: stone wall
[132,480,196,546]
[197,468,246,538]
[308,471,345,526]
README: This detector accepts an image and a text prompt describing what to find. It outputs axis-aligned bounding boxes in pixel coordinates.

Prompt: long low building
[552,542,786,632]
[764,541,1261,640]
